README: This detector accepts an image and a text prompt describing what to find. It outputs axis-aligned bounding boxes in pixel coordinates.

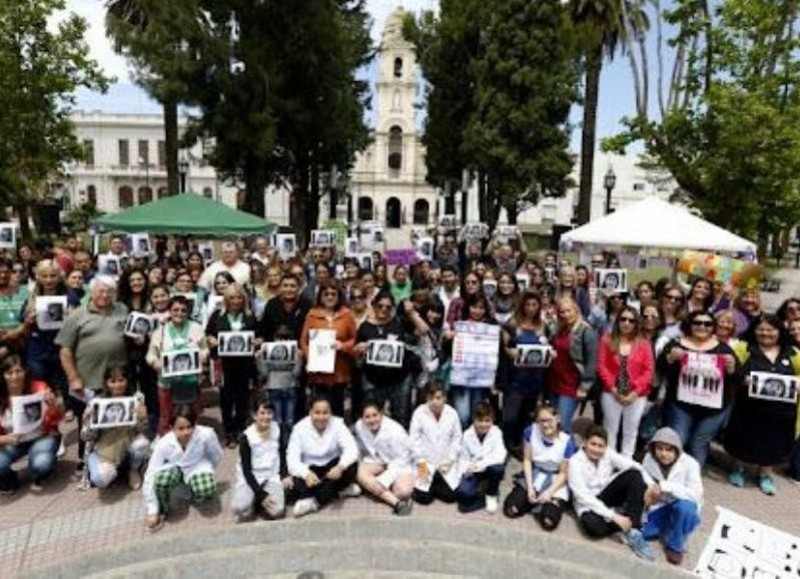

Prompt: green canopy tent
[91,194,276,236]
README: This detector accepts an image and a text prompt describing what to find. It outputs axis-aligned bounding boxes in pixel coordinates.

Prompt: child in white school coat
[287,395,360,518]
[354,399,415,516]
[455,401,507,514]
[641,427,703,566]
[142,405,223,530]
[410,383,462,505]
[231,395,292,521]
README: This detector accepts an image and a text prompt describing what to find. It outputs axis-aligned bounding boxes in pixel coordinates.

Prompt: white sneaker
[340,483,362,498]
[293,498,319,518]
[56,439,66,459]
[485,495,499,514]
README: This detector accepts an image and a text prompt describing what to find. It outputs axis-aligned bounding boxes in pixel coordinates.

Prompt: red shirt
[548,330,580,397]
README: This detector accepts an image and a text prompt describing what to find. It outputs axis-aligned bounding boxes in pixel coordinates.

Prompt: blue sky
[66,0,651,153]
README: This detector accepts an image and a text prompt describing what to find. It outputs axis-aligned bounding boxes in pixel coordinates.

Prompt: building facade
[61,112,240,214]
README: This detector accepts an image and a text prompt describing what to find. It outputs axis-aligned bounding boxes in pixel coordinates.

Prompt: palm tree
[571,0,648,224]
[105,0,181,197]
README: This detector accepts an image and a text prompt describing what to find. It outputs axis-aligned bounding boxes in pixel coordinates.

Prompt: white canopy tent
[559,197,758,258]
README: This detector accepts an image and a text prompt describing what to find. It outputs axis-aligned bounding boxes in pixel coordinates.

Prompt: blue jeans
[643,499,701,553]
[0,436,59,482]
[456,464,505,513]
[269,388,298,428]
[553,394,580,434]
[665,402,731,468]
[451,386,490,428]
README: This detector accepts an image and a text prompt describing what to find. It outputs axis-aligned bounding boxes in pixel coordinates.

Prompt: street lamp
[138,156,150,192]
[604,166,617,215]
[178,156,190,194]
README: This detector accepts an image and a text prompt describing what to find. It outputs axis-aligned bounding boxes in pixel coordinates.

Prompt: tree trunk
[505,199,518,225]
[243,157,266,217]
[577,48,602,225]
[15,204,30,240]
[164,100,180,196]
[307,163,321,244]
[292,153,310,248]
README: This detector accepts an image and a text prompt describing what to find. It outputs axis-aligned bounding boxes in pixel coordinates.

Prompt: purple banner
[385,249,418,266]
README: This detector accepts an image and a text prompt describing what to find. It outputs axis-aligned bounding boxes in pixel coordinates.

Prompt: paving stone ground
[1,401,799,578]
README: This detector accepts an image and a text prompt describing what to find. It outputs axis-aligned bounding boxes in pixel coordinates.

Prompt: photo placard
[307,329,336,373]
[356,253,373,272]
[124,312,154,338]
[461,222,488,241]
[90,396,137,429]
[749,371,799,404]
[438,215,458,232]
[482,279,498,300]
[515,273,530,292]
[677,352,724,409]
[370,226,385,246]
[199,244,214,263]
[262,340,298,371]
[36,295,68,331]
[161,348,201,378]
[345,237,359,257]
[217,331,255,357]
[515,344,552,368]
[127,233,151,256]
[366,340,404,368]
[0,223,16,249]
[207,294,224,314]
[495,225,519,242]
[416,237,435,261]
[310,229,336,247]
[275,234,296,260]
[11,393,44,441]
[544,267,557,284]
[594,268,628,293]
[97,255,121,277]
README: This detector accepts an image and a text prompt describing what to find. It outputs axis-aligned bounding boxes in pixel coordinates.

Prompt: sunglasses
[375,303,392,311]
[618,317,636,324]
[665,294,683,302]
[465,280,480,286]
[692,320,714,328]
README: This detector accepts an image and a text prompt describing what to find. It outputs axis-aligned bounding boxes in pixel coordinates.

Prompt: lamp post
[604,166,617,215]
[138,156,151,193]
[178,156,189,194]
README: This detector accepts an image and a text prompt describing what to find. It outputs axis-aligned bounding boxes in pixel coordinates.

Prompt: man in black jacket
[258,274,311,342]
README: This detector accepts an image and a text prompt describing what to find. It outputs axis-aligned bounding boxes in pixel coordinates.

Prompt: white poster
[594,268,628,293]
[749,372,799,404]
[366,340,404,368]
[515,344,552,368]
[495,225,519,243]
[162,348,201,378]
[677,352,724,409]
[36,295,68,331]
[124,312,154,338]
[695,506,800,578]
[345,237,359,257]
[307,329,336,374]
[262,340,298,371]
[0,224,16,249]
[11,393,44,441]
[310,230,336,247]
[416,237,435,261]
[515,273,530,291]
[199,244,214,263]
[128,233,151,256]
[450,321,501,388]
[218,331,255,357]
[97,255,121,277]
[90,396,137,429]
[275,234,296,260]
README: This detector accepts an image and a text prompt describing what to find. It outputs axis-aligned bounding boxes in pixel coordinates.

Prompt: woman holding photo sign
[658,310,738,468]
[724,315,800,495]
[0,355,63,493]
[146,295,209,436]
[206,283,259,447]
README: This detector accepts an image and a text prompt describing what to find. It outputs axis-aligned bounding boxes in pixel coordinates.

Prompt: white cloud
[62,0,132,81]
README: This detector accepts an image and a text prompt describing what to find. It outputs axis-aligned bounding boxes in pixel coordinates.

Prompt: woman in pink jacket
[598,305,654,457]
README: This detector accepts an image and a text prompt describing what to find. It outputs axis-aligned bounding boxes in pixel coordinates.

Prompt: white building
[61,112,241,213]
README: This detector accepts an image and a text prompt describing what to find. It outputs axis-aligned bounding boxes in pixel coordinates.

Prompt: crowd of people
[0,230,798,567]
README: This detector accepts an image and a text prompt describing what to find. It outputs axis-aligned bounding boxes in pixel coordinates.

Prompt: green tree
[0,0,110,236]
[570,0,648,225]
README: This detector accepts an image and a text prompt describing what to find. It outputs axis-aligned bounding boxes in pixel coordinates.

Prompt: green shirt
[0,286,28,331]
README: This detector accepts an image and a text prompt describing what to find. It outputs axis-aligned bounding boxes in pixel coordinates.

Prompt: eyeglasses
[642,313,660,320]
[465,280,480,286]
[618,317,636,324]
[692,320,714,328]
[375,303,392,311]
[788,305,800,312]
[665,294,683,302]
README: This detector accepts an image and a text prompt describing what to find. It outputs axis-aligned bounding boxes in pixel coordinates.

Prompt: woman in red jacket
[598,306,654,457]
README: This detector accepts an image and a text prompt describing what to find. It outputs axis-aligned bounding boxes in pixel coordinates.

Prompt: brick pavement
[1,406,799,578]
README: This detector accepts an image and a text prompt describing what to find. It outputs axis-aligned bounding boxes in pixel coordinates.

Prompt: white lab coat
[354,416,413,488]
[287,416,358,478]
[458,424,507,474]
[143,425,223,516]
[409,403,462,490]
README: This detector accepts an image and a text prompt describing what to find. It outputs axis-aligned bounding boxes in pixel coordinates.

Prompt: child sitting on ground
[455,401,507,514]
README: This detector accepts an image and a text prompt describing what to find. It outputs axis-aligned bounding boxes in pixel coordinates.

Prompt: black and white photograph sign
[371,226,385,246]
[199,244,214,263]
[495,225,519,242]
[262,340,298,371]
[461,222,488,241]
[97,255,121,277]
[410,227,427,243]
[366,340,404,368]
[275,234,296,259]
[749,371,799,404]
[11,393,44,440]
[515,344,552,368]
[90,396,137,429]
[217,331,255,357]
[695,506,800,578]
[356,253,373,272]
[310,229,336,247]
[345,237,359,257]
[594,268,628,293]
[482,279,498,300]
[515,273,530,291]
[124,312,154,338]
[162,348,201,378]
[207,294,224,314]
[416,237,435,261]
[438,215,458,231]
[36,295,68,331]
[127,233,151,256]
[0,223,16,249]
[544,267,557,284]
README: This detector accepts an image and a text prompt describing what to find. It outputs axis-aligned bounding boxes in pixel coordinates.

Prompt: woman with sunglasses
[724,315,799,495]
[776,298,800,328]
[299,279,357,418]
[347,281,372,328]
[658,310,737,468]
[658,284,686,342]
[445,271,484,330]
[598,306,654,457]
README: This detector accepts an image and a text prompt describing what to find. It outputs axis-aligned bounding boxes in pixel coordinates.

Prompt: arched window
[386,197,401,228]
[358,197,374,222]
[138,186,153,205]
[157,187,168,199]
[388,126,402,172]
[118,186,133,209]
[86,185,97,207]
[394,57,403,78]
[413,199,430,225]
[203,187,213,199]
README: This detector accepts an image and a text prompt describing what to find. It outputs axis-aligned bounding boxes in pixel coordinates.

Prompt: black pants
[579,469,647,538]
[503,485,566,530]
[220,362,253,436]
[456,464,505,513]
[502,390,539,450]
[412,471,457,505]
[291,458,357,508]
[311,386,346,419]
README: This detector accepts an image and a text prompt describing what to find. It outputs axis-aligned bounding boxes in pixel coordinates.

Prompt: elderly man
[198,241,250,290]
[250,236,273,265]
